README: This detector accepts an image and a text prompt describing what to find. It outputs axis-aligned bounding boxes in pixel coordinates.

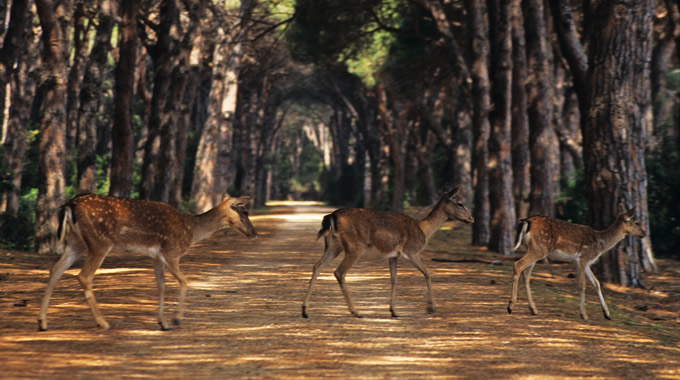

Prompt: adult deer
[301,187,474,318]
[507,207,646,320]
[38,193,257,331]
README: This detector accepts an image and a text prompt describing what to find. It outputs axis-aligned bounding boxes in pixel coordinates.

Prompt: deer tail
[55,205,74,255]
[512,219,529,252]
[316,213,337,241]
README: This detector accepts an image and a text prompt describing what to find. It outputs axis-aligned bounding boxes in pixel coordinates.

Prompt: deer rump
[317,208,427,261]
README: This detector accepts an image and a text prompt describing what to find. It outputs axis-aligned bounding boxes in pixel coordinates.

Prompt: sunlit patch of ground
[0,201,678,378]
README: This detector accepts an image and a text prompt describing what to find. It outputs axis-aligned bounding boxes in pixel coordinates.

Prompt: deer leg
[38,246,81,331]
[523,262,538,315]
[153,258,172,330]
[334,247,363,318]
[302,238,342,318]
[585,265,611,320]
[508,254,540,315]
[389,257,399,317]
[77,248,111,330]
[405,254,435,314]
[164,257,188,328]
[577,261,589,320]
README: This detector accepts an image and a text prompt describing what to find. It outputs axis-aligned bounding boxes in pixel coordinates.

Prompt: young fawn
[507,207,646,320]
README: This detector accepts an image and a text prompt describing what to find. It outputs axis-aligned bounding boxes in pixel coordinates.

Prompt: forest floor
[1,201,679,379]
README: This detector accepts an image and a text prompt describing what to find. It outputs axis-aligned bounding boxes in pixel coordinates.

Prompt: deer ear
[234,195,253,207]
[447,186,460,200]
[626,207,636,218]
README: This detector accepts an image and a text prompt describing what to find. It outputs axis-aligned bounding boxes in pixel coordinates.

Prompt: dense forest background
[0,0,679,288]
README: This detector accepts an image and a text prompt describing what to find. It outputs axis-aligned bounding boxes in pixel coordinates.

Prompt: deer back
[66,194,193,253]
[333,208,426,254]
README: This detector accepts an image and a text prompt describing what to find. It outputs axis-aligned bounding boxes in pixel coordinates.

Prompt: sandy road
[0,201,678,379]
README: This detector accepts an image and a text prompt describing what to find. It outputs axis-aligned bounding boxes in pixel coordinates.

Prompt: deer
[301,187,474,319]
[507,207,646,320]
[38,193,257,331]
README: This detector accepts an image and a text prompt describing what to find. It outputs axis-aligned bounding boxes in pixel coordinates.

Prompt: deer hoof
[172,317,182,326]
[159,322,173,331]
[37,320,47,332]
[507,305,513,314]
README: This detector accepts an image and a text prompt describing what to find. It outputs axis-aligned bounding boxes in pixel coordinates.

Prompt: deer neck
[595,218,627,253]
[418,200,449,240]
[191,205,225,243]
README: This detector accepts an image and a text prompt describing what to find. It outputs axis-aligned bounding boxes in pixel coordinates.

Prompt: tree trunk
[109,0,137,197]
[1,0,33,215]
[511,0,530,220]
[65,2,87,152]
[523,0,556,217]
[488,0,515,255]
[35,0,67,254]
[466,0,491,246]
[585,0,655,286]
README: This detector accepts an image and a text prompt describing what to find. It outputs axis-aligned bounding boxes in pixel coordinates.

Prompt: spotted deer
[38,193,257,331]
[507,207,646,320]
[301,187,474,318]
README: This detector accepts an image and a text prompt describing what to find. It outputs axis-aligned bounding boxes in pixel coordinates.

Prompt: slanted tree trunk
[78,0,114,194]
[35,0,67,254]
[109,0,137,197]
[488,0,515,255]
[585,0,655,286]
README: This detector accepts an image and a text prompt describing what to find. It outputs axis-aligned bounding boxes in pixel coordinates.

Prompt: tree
[35,0,68,254]
[523,0,556,218]
[466,0,491,246]
[109,0,137,197]
[584,0,655,286]
[487,0,515,255]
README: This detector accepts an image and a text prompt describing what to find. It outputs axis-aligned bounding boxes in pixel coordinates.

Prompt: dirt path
[1,202,679,379]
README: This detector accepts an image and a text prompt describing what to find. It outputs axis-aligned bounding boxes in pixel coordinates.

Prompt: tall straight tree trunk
[140,0,180,202]
[109,0,137,197]
[585,0,655,286]
[488,0,515,255]
[35,0,67,254]
[65,2,87,152]
[523,0,556,217]
[466,0,491,246]
[510,0,530,220]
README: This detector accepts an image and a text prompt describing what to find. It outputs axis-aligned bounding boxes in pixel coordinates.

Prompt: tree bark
[35,0,67,254]
[466,0,491,246]
[510,0,530,220]
[109,0,137,197]
[488,0,515,255]
[585,0,655,286]
[523,0,556,217]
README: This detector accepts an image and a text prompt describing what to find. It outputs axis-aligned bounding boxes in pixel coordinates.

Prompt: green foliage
[555,169,588,225]
[288,0,401,87]
[646,141,680,258]
[270,125,325,200]
[0,189,37,251]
